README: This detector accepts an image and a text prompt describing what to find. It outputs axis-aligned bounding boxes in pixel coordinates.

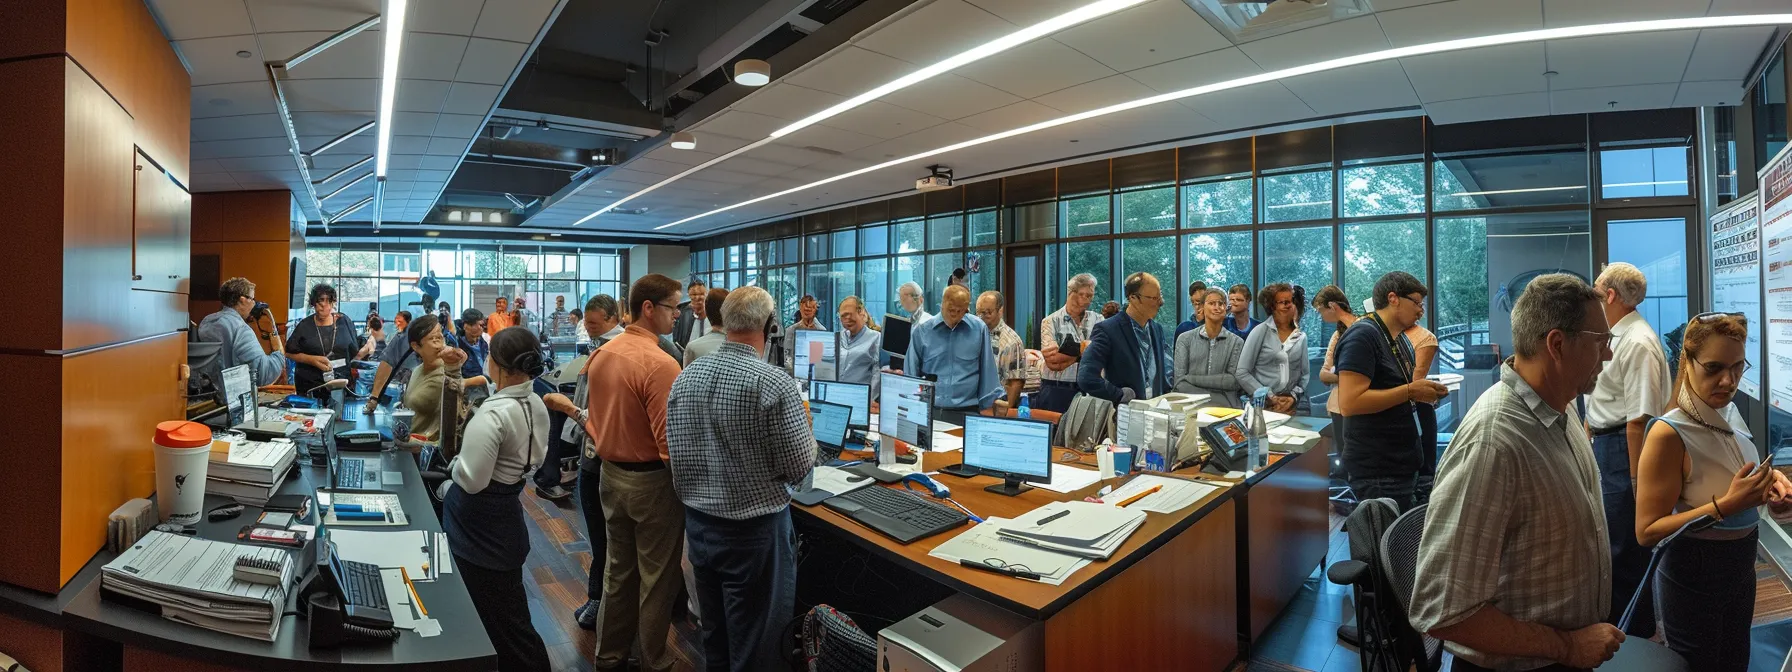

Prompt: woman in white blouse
[1635,313,1792,671]
[1235,282,1309,414]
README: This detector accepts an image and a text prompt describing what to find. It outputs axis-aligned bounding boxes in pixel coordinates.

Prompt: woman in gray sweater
[1235,282,1310,414]
[1174,289,1247,408]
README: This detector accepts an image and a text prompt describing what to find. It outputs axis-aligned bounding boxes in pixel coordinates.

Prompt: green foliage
[1122,236,1180,332]
[1066,241,1111,307]
[1185,177,1252,228]
[1119,187,1176,233]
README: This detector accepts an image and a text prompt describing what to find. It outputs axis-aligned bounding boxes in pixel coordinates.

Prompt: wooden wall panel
[0,612,69,672]
[0,353,67,592]
[0,57,70,353]
[132,154,191,295]
[192,190,301,328]
[61,58,137,352]
[60,334,183,587]
[1245,447,1333,640]
[64,0,189,184]
[193,190,299,243]
[124,645,238,672]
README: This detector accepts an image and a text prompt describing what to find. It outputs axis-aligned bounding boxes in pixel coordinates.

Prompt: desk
[795,425,1331,672]
[3,403,497,671]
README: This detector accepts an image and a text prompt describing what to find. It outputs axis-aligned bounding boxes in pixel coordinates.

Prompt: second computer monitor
[793,329,837,382]
[962,415,1053,496]
[878,371,933,451]
[809,380,870,429]
[809,399,851,456]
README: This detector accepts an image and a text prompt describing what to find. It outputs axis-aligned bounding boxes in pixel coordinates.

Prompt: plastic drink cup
[153,420,214,525]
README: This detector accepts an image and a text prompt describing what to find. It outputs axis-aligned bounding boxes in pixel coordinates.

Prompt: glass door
[1006,246,1044,348]
[1596,206,1698,367]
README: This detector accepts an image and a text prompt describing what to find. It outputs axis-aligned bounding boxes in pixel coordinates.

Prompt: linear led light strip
[573,0,1151,226]
[656,13,1792,230]
[372,0,409,230]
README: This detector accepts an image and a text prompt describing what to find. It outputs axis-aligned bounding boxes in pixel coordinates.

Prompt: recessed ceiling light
[426,231,439,236]
[550,232,562,237]
[236,50,253,58]
[531,235,546,241]
[734,59,771,87]
[654,13,1792,231]
[670,131,696,150]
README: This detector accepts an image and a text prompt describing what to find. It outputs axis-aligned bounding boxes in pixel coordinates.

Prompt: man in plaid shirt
[666,285,815,671]
[977,290,1027,410]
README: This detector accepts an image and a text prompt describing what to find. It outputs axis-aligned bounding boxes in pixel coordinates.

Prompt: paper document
[100,532,291,641]
[380,568,422,628]
[808,466,874,497]
[929,518,1090,586]
[1105,475,1220,514]
[328,530,432,579]
[1000,501,1145,545]
[930,431,964,452]
[1030,464,1103,494]
[931,420,961,432]
[1268,425,1321,449]
[318,491,409,526]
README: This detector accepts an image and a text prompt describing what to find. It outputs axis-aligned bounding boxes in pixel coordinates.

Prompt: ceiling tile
[474,0,557,42]
[1549,83,1678,114]
[963,0,1088,25]
[849,122,986,163]
[391,111,439,136]
[879,74,1022,120]
[416,169,455,182]
[692,110,788,140]
[1126,47,1261,93]
[773,123,885,154]
[190,173,242,191]
[433,113,485,137]
[622,157,694,177]
[1084,104,1219,147]
[292,111,378,138]
[855,0,1016,64]
[244,0,379,33]
[956,99,1065,132]
[398,79,454,112]
[311,153,371,171]
[750,144,843,168]
[190,113,284,142]
[176,36,268,86]
[191,158,229,175]
[297,134,374,156]
[1672,80,1746,107]
[1375,0,1543,48]
[281,78,380,112]
[1708,0,1792,15]
[192,81,278,118]
[1684,27,1777,81]
[955,39,1116,98]
[685,132,756,154]
[409,0,484,34]
[1034,74,1157,114]
[147,0,255,40]
[1239,17,1389,72]
[456,38,527,85]
[191,137,291,160]
[1545,32,1697,90]
[1281,61,1419,115]
[392,136,432,154]
[420,155,462,170]
[641,147,721,167]
[687,170,762,186]
[427,136,469,155]
[1371,0,1455,9]
[816,100,947,140]
[711,156,803,177]
[1542,0,1710,26]
[401,32,469,81]
[442,82,502,114]
[729,83,844,124]
[785,47,915,97]
[218,155,296,172]
[1399,44,1547,102]
[1424,92,1551,124]
[386,154,423,170]
[260,31,382,80]
[1053,0,1232,73]
[1177,81,1316,128]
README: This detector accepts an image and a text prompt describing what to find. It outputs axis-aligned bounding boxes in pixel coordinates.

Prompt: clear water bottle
[1248,387,1270,472]
[1017,393,1031,419]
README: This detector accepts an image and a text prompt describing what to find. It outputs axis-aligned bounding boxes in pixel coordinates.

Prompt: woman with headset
[440,325,551,671]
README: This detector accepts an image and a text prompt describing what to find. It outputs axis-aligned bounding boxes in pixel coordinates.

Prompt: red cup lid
[155,420,213,448]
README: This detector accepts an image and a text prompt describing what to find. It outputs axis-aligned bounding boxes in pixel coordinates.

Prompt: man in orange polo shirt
[486,296,514,334]
[579,273,684,672]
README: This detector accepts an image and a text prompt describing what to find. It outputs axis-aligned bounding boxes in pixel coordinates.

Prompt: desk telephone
[300,534,398,647]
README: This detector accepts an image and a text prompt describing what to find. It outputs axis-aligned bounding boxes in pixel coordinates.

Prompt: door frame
[1005,244,1045,348]
[1591,204,1702,324]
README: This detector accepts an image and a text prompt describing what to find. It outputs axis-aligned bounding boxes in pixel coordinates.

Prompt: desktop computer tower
[877,594,1041,672]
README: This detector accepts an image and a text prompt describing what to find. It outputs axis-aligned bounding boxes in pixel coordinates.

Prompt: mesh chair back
[1339,498,1404,672]
[801,604,877,672]
[1380,504,1441,669]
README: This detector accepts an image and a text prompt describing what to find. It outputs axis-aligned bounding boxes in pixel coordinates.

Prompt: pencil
[1116,484,1162,507]
[400,566,429,617]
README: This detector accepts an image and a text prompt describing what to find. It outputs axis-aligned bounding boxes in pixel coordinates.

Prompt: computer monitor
[878,372,933,451]
[809,380,870,429]
[881,315,911,360]
[793,330,837,382]
[962,415,1053,496]
[809,399,851,456]
[221,364,254,426]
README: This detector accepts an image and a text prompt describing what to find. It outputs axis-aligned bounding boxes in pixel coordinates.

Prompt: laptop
[319,406,386,490]
[795,400,859,506]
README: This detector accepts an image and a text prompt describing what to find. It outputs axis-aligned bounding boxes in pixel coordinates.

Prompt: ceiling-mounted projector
[916,165,953,192]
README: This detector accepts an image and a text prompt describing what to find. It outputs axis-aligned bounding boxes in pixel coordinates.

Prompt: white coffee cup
[154,421,214,525]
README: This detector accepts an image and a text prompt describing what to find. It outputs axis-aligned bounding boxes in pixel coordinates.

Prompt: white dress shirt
[1586,311,1669,430]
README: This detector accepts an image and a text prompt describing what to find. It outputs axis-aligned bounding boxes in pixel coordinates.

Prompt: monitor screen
[809,380,870,429]
[881,314,911,358]
[222,364,253,426]
[793,330,836,381]
[809,399,850,451]
[962,415,1052,481]
[878,372,933,449]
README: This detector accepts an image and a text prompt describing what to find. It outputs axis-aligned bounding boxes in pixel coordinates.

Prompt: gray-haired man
[1037,273,1101,412]
[897,281,932,325]
[1413,273,1623,672]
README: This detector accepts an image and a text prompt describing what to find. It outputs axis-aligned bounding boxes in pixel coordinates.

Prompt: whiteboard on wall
[1759,144,1792,411]
[1711,193,1761,398]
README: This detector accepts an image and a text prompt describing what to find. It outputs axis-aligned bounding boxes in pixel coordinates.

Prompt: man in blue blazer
[1078,272,1172,404]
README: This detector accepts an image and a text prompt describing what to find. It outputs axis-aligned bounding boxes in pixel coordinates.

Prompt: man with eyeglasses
[1585,261,1670,638]
[1336,271,1450,510]
[903,285,999,425]
[1038,273,1102,413]
[976,290,1026,411]
[1077,272,1172,405]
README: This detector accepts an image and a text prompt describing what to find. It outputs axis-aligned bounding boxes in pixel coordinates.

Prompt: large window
[1261,167,1333,223]
[1340,162,1425,217]
[1118,186,1176,233]
[1433,151,1589,211]
[1121,236,1180,332]
[1183,231,1253,316]
[1342,219,1427,316]
[1066,241,1112,308]
[1183,174,1252,228]
[302,242,624,326]
[1599,147,1689,199]
[1261,225,1333,411]
[1062,195,1111,237]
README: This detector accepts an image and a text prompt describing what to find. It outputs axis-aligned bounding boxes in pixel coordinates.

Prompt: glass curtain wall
[303,243,624,328]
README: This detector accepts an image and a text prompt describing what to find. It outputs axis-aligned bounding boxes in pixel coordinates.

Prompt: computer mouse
[846,475,869,483]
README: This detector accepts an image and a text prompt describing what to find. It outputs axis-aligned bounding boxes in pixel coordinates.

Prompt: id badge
[329,358,347,369]
[322,370,337,382]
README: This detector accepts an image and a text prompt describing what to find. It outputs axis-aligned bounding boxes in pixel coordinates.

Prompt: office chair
[799,604,876,672]
[1587,517,1712,671]
[1326,497,1404,672]
[1379,504,1442,672]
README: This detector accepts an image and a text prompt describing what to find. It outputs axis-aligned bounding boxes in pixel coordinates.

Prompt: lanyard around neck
[1367,312,1414,386]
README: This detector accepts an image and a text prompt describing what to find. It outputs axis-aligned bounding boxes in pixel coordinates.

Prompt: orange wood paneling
[0,57,70,353]
[132,153,191,295]
[123,645,238,672]
[60,333,183,587]
[61,58,137,352]
[192,191,296,243]
[0,352,68,592]
[64,0,189,184]
[0,612,69,672]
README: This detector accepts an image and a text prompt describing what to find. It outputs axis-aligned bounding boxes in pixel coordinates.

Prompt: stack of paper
[1105,475,1220,514]
[1030,463,1104,494]
[206,439,296,506]
[317,491,409,527]
[1268,424,1322,449]
[328,529,437,579]
[994,501,1146,560]
[101,531,292,641]
[929,518,1091,585]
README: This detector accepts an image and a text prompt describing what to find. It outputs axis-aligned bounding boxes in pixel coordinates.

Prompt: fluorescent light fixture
[375,0,409,178]
[655,13,1792,230]
[734,59,771,86]
[328,196,374,224]
[670,131,697,150]
[1448,185,1586,197]
[573,0,1150,225]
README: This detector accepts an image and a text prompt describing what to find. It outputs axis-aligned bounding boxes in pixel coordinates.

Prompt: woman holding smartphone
[1635,312,1792,671]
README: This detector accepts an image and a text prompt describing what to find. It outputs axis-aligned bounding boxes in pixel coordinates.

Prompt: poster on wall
[1759,144,1792,411]
[1711,194,1761,398]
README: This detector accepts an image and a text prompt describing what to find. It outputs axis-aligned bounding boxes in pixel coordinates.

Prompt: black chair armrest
[1327,559,1369,586]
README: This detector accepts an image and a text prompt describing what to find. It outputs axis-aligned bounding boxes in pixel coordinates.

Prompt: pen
[1035,509,1071,526]
[958,559,1039,581]
[400,567,429,617]
[1116,484,1162,508]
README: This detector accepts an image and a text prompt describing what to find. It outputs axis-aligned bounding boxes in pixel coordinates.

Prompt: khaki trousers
[594,463,685,671]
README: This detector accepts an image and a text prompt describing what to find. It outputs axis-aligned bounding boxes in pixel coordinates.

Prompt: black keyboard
[824,485,968,544]
[340,558,389,610]
[336,461,366,489]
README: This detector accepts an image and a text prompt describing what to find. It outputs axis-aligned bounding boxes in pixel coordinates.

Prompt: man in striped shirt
[1036,273,1101,413]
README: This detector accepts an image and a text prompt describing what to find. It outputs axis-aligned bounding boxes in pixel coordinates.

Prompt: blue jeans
[1592,430,1654,637]
[1346,472,1417,511]
[685,507,796,672]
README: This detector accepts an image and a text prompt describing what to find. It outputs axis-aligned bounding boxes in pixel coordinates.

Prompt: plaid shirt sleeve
[996,329,1026,382]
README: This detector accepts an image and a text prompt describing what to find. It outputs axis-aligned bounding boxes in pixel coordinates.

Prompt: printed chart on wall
[1760,144,1792,411]
[1711,195,1761,398]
